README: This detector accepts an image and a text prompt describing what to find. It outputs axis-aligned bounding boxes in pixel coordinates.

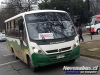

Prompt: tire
[69,59,76,63]
[13,51,18,59]
[27,56,38,72]
[97,29,100,34]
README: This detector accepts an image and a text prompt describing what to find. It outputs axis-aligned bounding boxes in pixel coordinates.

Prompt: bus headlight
[33,49,38,53]
[73,42,79,48]
[76,42,79,46]
[33,48,45,54]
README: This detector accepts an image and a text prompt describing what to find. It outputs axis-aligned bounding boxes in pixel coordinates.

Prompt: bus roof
[4,10,66,23]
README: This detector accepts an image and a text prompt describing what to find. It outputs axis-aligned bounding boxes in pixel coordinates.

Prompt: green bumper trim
[31,46,80,68]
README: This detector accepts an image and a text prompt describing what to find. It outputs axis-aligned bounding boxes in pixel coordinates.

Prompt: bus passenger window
[15,19,19,38]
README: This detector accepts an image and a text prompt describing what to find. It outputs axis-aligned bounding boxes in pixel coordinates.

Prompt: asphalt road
[0,34,100,75]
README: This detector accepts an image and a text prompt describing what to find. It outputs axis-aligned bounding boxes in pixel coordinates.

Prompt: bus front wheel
[27,56,38,72]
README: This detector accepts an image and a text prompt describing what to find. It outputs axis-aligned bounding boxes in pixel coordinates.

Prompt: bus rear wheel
[27,57,38,72]
[11,47,18,59]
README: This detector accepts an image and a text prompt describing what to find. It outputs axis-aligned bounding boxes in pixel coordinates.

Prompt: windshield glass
[25,12,76,40]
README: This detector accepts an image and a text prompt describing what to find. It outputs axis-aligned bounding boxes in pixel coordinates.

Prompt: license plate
[57,55,65,59]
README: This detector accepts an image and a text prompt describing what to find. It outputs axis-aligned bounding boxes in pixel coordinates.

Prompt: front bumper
[31,46,80,68]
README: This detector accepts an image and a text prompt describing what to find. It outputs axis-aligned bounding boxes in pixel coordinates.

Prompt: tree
[39,0,69,11]
[0,0,38,31]
[39,0,88,23]
[72,0,87,23]
[5,0,34,13]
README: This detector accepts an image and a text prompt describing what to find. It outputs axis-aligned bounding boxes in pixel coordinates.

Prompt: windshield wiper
[41,34,46,42]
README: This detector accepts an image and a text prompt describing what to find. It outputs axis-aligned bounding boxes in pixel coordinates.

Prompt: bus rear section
[5,10,80,72]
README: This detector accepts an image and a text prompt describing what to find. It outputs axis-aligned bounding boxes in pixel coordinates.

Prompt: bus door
[18,18,24,61]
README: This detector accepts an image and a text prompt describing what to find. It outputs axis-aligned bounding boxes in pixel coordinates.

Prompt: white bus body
[5,10,80,72]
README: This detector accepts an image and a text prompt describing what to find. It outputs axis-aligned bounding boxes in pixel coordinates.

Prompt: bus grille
[59,47,71,51]
[46,47,71,53]
[46,49,58,53]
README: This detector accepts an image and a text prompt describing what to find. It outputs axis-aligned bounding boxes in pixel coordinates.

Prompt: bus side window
[15,19,19,38]
[18,17,24,39]
[10,20,15,37]
[6,23,8,36]
[7,22,11,36]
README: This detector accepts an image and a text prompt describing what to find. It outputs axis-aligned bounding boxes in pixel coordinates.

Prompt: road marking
[3,54,14,57]
[0,60,20,67]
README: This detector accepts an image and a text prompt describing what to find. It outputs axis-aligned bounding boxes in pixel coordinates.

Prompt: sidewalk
[83,33,100,42]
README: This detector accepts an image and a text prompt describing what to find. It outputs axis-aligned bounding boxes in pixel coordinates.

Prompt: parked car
[0,32,6,41]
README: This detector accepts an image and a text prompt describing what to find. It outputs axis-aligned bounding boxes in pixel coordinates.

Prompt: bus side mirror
[18,19,24,30]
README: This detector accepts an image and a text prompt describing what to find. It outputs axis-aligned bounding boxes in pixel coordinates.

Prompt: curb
[80,54,100,60]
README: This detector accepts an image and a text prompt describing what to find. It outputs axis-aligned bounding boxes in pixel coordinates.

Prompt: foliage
[0,4,17,31]
[72,0,88,23]
[39,0,88,23]
[0,0,97,31]
[0,0,37,31]
[39,0,69,10]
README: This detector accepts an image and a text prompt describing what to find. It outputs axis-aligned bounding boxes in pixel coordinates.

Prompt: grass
[80,40,100,57]
[86,49,100,55]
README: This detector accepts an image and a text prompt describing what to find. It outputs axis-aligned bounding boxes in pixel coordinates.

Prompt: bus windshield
[25,12,76,40]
